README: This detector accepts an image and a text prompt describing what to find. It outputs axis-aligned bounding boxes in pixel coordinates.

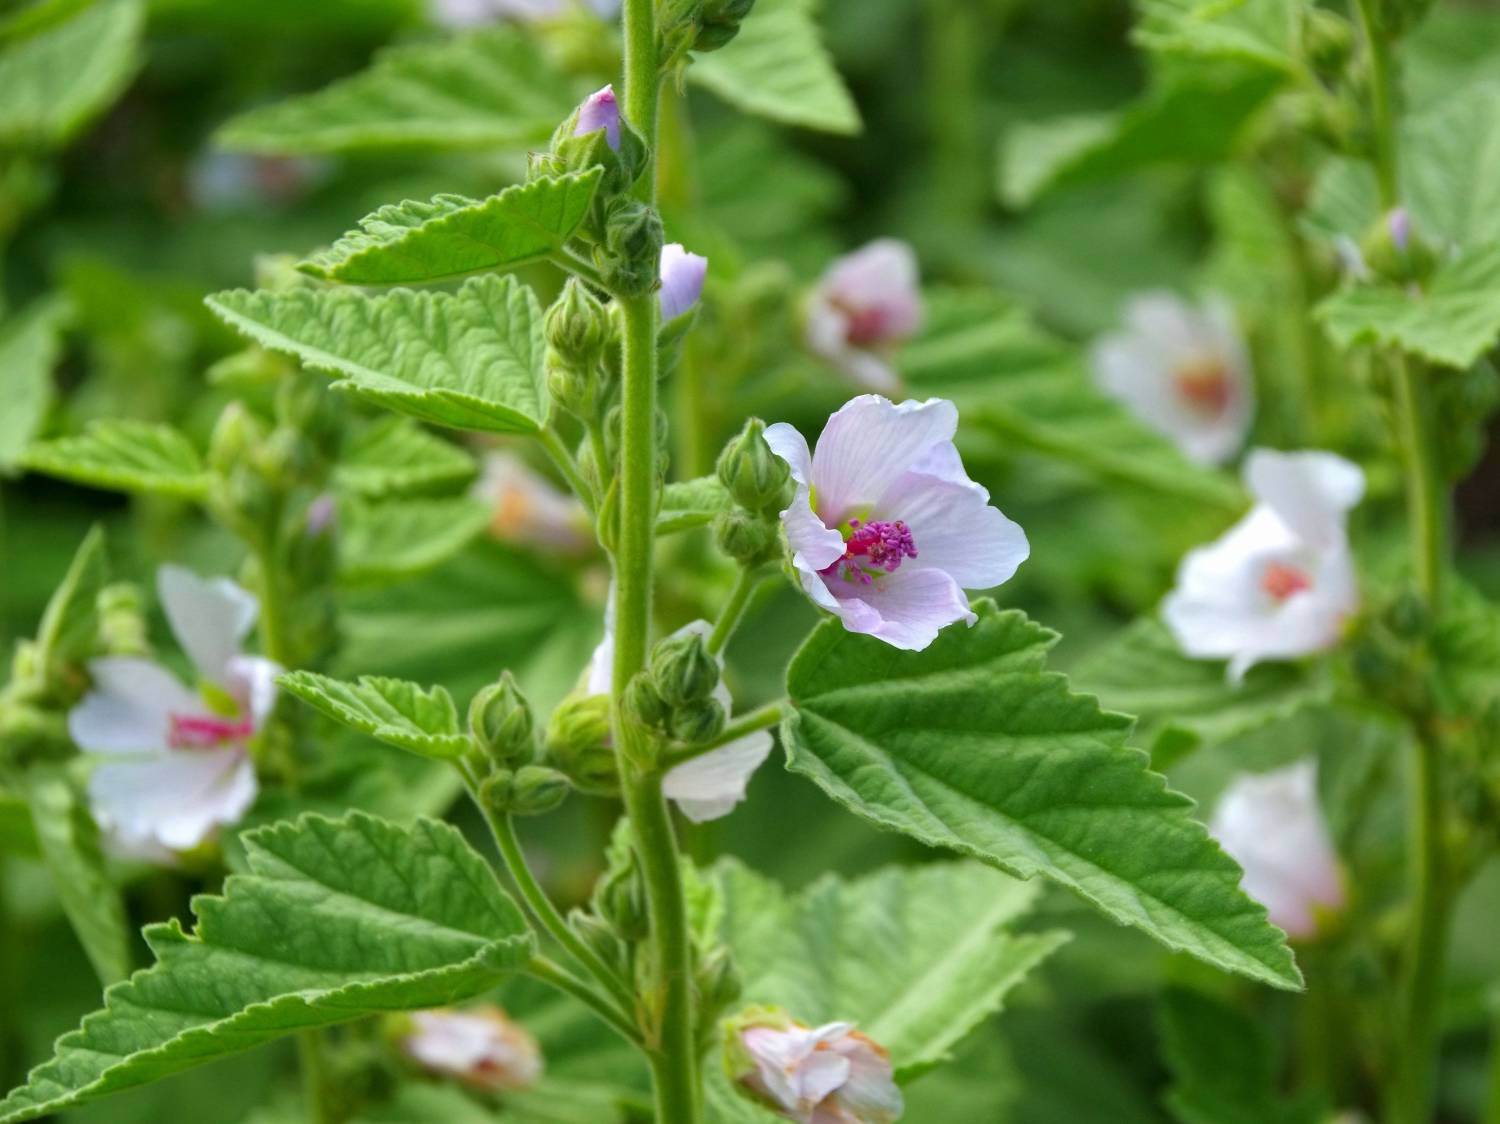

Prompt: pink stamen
[169,713,253,750]
[1261,562,1312,601]
[821,518,918,585]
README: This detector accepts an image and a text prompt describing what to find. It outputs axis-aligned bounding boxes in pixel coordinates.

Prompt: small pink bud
[1388,207,1411,253]
[659,242,708,319]
[575,84,621,151]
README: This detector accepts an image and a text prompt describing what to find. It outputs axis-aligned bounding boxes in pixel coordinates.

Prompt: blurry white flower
[1090,292,1254,466]
[69,566,279,855]
[1163,449,1364,681]
[805,240,923,393]
[471,451,591,554]
[431,0,618,27]
[402,1006,542,1091]
[1211,760,1345,940]
[660,242,708,320]
[765,395,1028,652]
[187,152,325,213]
[728,1009,904,1124]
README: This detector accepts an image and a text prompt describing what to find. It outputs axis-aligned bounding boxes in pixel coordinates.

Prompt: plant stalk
[707,568,763,656]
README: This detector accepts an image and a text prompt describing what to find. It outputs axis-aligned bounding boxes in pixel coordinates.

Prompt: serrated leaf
[657,475,730,535]
[23,766,131,986]
[34,524,107,676]
[207,274,551,435]
[1133,0,1299,73]
[338,496,490,584]
[335,418,477,498]
[1073,617,1330,768]
[0,812,533,1124]
[298,171,603,286]
[1315,243,1500,369]
[216,26,574,156]
[0,296,69,471]
[279,670,471,760]
[0,0,142,147]
[782,600,1302,991]
[19,420,209,498]
[690,0,861,136]
[903,289,1243,512]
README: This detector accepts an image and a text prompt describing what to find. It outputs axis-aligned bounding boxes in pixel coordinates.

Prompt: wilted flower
[1163,448,1364,680]
[575,84,621,150]
[660,242,708,320]
[805,240,923,393]
[1211,759,1345,940]
[471,451,591,554]
[1090,292,1254,466]
[727,1008,904,1124]
[765,395,1028,652]
[401,1006,543,1091]
[68,566,279,855]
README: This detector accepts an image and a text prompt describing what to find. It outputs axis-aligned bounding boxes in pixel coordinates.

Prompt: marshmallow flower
[1163,448,1364,681]
[805,240,923,393]
[660,243,708,320]
[1211,760,1345,940]
[402,1006,542,1091]
[1090,292,1254,466]
[587,615,772,822]
[431,0,618,28]
[766,396,1029,652]
[730,1013,904,1124]
[68,566,279,856]
[472,451,591,554]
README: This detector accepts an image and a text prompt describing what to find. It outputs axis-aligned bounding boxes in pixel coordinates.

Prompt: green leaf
[33,524,107,677]
[1000,66,1280,207]
[1434,579,1500,718]
[207,274,551,435]
[19,420,209,498]
[0,788,39,857]
[1073,618,1330,768]
[298,171,603,286]
[0,296,69,471]
[216,26,574,156]
[1315,243,1500,369]
[338,497,490,584]
[902,289,1244,512]
[0,0,143,147]
[690,0,861,136]
[657,475,730,535]
[782,600,1302,991]
[1133,0,1299,73]
[23,766,131,986]
[0,812,533,1124]
[335,418,478,498]
[278,671,471,760]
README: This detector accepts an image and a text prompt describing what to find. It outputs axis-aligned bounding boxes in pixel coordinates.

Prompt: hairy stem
[528,956,642,1047]
[1353,0,1398,208]
[661,701,785,770]
[539,427,599,514]
[707,567,764,656]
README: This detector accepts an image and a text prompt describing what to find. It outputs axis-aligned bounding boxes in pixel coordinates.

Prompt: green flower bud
[717,418,791,515]
[254,426,314,491]
[668,695,726,745]
[597,199,664,298]
[650,629,720,707]
[97,582,148,657]
[508,764,572,816]
[469,671,536,766]
[545,693,619,795]
[625,671,669,730]
[714,509,778,566]
[208,401,266,477]
[696,945,743,1021]
[209,464,279,550]
[1385,588,1429,640]
[477,767,517,814]
[569,908,629,978]
[1303,7,1353,79]
[595,853,649,940]
[546,278,610,367]
[696,0,756,51]
[1359,208,1436,286]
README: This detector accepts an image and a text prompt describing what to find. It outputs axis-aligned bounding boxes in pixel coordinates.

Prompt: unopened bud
[548,84,648,196]
[596,853,649,940]
[546,278,610,366]
[1303,7,1353,79]
[569,909,629,978]
[624,672,669,730]
[545,693,619,795]
[696,0,756,51]
[714,509,778,566]
[508,764,572,816]
[470,672,535,765]
[697,945,743,1019]
[716,418,791,515]
[659,243,708,321]
[668,695,726,744]
[208,401,266,476]
[650,629,720,707]
[1359,207,1436,285]
[1385,588,1429,640]
[97,582,148,657]
[254,426,314,490]
[598,199,664,298]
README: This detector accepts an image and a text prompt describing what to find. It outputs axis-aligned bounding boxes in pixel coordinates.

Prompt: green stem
[1486,1007,1500,1124]
[254,543,293,667]
[661,700,785,770]
[1392,356,1445,609]
[296,1030,334,1124]
[707,568,764,656]
[551,248,609,291]
[1353,0,1399,208]
[925,0,985,227]
[539,427,599,514]
[528,956,642,1046]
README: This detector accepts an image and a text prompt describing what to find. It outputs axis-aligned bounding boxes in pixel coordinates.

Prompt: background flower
[805,240,923,393]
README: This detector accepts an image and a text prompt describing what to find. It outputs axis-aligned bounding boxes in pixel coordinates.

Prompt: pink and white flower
[68,566,279,856]
[728,1010,904,1124]
[805,240,923,393]
[765,396,1028,652]
[431,0,618,28]
[402,1006,543,1091]
[575,84,621,151]
[660,243,708,320]
[471,451,591,554]
[1090,292,1254,466]
[586,614,772,822]
[1163,448,1364,680]
[1211,759,1345,940]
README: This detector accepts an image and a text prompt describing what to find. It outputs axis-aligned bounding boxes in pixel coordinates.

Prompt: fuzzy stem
[539,426,599,514]
[661,701,785,770]
[707,568,764,656]
[528,956,642,1047]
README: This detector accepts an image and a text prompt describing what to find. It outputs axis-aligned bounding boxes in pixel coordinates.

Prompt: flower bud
[208,401,266,476]
[548,84,648,197]
[659,242,708,321]
[1359,207,1436,285]
[97,582,148,657]
[575,85,621,151]
[597,199,664,298]
[595,852,649,940]
[624,671,669,730]
[469,672,535,766]
[717,418,791,515]
[253,425,315,491]
[668,695,726,745]
[1303,7,1353,79]
[544,693,619,795]
[714,508,778,566]
[508,764,572,816]
[650,628,720,707]
[696,945,743,1021]
[545,277,610,367]
[569,908,629,977]
[696,0,756,50]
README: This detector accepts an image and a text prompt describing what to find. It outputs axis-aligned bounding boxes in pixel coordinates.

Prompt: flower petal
[89,749,256,852]
[829,566,974,651]
[1244,449,1365,549]
[659,243,708,320]
[810,396,958,523]
[224,655,283,730]
[158,564,259,684]
[68,657,201,754]
[664,729,774,823]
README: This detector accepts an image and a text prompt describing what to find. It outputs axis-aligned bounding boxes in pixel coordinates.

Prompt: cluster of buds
[712,417,792,566]
[624,623,726,745]
[544,276,613,422]
[659,0,757,72]
[469,671,573,816]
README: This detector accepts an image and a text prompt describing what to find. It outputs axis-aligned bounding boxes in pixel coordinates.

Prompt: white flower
[471,451,591,554]
[1163,448,1364,681]
[586,611,772,822]
[729,1011,904,1124]
[1211,760,1345,940]
[765,396,1028,652]
[68,566,279,855]
[660,242,708,320]
[430,0,618,27]
[402,1006,542,1091]
[805,240,923,393]
[1090,292,1254,466]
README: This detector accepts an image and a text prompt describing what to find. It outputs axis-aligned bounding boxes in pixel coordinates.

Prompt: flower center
[168,712,253,750]
[1173,358,1232,417]
[1261,562,1312,601]
[832,296,897,348]
[821,518,918,585]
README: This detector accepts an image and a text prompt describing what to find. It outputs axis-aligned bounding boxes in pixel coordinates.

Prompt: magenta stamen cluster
[821,518,918,585]
[169,712,253,751]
